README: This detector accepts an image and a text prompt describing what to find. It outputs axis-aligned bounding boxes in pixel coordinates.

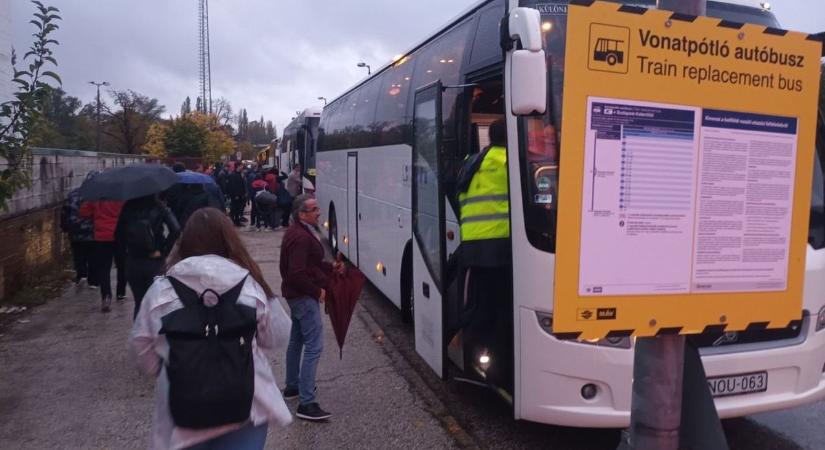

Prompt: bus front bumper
[518,308,825,428]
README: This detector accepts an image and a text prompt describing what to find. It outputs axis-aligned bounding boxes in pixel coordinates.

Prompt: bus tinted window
[468,4,504,69]
[352,77,381,148]
[375,57,416,146]
[411,19,472,141]
[325,93,354,150]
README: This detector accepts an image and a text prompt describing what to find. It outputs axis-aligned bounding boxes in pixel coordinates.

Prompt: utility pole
[198,0,212,114]
[88,81,109,152]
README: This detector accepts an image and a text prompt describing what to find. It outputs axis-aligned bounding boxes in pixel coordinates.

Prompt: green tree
[29,87,95,149]
[103,90,165,154]
[164,115,206,157]
[180,96,191,117]
[0,1,61,209]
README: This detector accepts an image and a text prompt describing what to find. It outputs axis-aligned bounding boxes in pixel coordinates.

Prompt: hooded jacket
[130,255,292,450]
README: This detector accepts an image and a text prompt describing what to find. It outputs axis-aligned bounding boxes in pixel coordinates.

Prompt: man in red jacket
[79,199,124,312]
[280,194,342,421]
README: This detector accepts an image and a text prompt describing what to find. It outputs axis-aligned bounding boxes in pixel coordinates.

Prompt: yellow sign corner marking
[553,1,822,340]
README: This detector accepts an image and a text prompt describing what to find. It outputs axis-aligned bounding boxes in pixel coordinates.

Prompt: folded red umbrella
[325,265,366,359]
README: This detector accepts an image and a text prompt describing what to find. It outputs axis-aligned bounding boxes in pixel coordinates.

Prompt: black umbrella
[78,164,178,201]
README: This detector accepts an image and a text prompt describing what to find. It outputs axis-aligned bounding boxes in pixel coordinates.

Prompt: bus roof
[325,0,495,109]
[324,0,775,109]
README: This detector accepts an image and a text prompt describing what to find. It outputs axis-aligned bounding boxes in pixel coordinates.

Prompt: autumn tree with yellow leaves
[141,112,234,165]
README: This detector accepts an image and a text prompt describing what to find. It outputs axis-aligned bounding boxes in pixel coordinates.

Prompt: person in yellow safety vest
[457,118,513,389]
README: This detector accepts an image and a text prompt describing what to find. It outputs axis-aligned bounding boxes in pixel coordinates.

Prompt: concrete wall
[0,149,146,301]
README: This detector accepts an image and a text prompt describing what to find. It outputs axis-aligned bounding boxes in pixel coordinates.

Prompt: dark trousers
[230,196,245,224]
[127,256,164,319]
[114,244,127,298]
[90,241,115,300]
[462,265,513,389]
[250,197,259,227]
[280,203,291,227]
[70,240,94,282]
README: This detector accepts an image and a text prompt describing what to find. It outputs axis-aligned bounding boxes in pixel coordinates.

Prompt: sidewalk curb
[355,303,479,449]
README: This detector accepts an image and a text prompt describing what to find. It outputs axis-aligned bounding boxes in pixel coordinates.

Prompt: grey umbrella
[77,164,178,201]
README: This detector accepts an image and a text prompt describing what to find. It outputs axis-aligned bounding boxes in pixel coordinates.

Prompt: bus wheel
[401,243,413,324]
[607,53,618,66]
[328,205,339,252]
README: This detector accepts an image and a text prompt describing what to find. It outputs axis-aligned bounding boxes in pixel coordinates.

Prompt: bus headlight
[535,311,631,349]
[816,305,825,332]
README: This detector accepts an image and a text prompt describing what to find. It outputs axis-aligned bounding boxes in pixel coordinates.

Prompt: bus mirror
[509,7,542,51]
[511,49,547,116]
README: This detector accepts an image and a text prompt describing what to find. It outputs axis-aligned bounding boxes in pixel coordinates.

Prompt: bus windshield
[516,0,805,253]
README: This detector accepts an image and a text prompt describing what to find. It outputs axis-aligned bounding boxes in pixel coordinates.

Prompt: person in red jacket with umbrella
[79,199,124,312]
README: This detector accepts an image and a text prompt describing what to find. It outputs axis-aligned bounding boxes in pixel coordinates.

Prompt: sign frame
[553,1,823,340]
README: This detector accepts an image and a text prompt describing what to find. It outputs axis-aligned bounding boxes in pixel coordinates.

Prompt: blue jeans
[184,423,268,450]
[285,296,324,405]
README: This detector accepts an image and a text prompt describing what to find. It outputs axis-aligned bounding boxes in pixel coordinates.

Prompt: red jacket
[265,173,277,193]
[79,200,124,242]
[279,221,332,300]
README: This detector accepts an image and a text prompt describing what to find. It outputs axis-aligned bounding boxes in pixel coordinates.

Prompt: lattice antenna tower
[198,0,212,114]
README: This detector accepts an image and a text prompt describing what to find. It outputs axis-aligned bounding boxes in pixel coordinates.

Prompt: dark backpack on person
[456,145,492,194]
[125,208,162,257]
[160,275,256,429]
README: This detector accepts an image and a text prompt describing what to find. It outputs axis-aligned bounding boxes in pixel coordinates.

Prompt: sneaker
[116,295,126,303]
[296,402,331,421]
[282,387,299,400]
[75,278,87,292]
[101,296,112,313]
[282,385,316,400]
[88,284,99,290]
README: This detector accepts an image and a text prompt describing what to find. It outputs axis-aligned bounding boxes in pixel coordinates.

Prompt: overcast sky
[10,1,825,134]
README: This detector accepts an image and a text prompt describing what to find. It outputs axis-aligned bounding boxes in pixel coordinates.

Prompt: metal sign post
[617,4,713,450]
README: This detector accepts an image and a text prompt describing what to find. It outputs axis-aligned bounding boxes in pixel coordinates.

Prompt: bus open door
[411,81,448,378]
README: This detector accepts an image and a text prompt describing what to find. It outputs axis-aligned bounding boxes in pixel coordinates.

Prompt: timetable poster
[579,97,798,297]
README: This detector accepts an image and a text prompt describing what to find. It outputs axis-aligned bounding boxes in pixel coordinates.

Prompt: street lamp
[88,81,110,152]
[317,96,327,105]
[357,62,371,75]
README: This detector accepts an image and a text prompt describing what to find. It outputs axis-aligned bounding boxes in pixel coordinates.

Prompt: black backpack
[160,275,257,429]
[125,208,162,257]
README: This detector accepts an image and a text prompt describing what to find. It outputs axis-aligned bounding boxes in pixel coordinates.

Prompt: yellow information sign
[553,1,822,340]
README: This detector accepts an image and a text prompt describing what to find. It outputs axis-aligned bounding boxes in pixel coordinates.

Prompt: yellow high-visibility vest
[458,146,509,241]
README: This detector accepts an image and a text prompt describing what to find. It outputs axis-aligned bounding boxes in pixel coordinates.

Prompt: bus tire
[606,53,618,66]
[401,242,413,325]
[328,204,339,252]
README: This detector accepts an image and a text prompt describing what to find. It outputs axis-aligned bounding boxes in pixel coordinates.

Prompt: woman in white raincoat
[130,207,292,450]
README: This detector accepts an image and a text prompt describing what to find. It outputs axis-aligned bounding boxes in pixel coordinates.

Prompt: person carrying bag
[130,208,292,450]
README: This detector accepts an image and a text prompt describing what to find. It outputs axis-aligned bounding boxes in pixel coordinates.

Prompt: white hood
[166,255,250,294]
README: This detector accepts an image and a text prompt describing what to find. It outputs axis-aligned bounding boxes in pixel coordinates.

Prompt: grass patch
[1,259,73,308]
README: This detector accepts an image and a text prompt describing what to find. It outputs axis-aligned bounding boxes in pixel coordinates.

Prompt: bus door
[412,81,447,378]
[346,152,359,265]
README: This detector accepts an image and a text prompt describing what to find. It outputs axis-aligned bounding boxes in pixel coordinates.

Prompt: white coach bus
[315,0,825,427]
[279,107,322,182]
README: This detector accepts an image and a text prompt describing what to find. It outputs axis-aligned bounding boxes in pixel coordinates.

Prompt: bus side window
[375,58,415,146]
[351,77,381,148]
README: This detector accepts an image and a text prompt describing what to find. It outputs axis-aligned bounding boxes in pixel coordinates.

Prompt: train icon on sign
[588,23,630,74]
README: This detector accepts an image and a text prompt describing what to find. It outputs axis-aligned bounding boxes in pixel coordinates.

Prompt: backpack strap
[218,275,249,306]
[167,276,201,308]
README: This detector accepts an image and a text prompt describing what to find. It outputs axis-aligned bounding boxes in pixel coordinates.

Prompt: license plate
[707,371,768,398]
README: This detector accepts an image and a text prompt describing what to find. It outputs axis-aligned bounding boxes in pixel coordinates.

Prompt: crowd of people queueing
[60,161,342,449]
